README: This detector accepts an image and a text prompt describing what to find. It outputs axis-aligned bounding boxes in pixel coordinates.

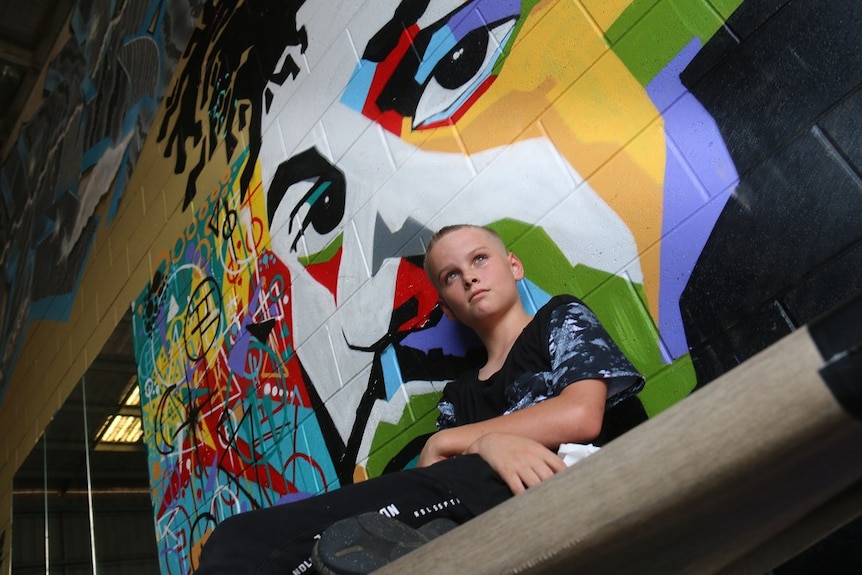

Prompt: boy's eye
[444,271,459,284]
[474,255,487,263]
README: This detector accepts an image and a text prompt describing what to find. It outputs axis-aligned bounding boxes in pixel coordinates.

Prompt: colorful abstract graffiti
[130,0,769,572]
[133,153,334,571]
[0,0,205,404]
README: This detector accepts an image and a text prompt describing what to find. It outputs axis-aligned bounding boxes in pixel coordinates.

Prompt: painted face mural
[259,0,737,471]
[261,0,641,479]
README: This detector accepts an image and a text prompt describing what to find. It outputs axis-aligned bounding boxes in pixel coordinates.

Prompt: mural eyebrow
[363,0,431,61]
[266,148,346,250]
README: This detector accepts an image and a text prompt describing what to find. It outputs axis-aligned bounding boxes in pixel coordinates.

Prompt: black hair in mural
[679,0,862,385]
[157,0,308,208]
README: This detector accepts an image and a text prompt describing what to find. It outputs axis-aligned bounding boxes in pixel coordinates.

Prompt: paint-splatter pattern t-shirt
[436,295,644,431]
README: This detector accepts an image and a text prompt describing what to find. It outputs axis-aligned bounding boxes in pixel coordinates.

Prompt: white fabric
[557,443,600,467]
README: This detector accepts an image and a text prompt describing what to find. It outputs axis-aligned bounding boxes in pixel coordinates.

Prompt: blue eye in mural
[342,0,522,134]
[266,148,347,252]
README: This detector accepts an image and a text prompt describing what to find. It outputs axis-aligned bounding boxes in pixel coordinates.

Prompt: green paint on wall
[489,218,696,416]
[299,232,343,266]
[637,352,697,417]
[608,0,745,85]
[366,392,441,477]
[604,0,661,46]
[488,220,665,375]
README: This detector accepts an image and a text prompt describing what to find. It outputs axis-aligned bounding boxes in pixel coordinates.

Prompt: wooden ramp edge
[378,296,862,574]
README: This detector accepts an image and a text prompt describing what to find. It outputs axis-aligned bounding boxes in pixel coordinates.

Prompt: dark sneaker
[311,512,457,575]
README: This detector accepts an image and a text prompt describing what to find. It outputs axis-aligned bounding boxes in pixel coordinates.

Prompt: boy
[196,225,643,574]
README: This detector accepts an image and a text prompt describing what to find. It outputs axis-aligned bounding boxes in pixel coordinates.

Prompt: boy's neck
[475,305,533,379]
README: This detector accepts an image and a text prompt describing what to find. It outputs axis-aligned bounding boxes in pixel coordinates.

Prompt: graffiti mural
[0,0,205,403]
[130,0,756,571]
[255,0,733,477]
[132,0,862,571]
[133,155,671,573]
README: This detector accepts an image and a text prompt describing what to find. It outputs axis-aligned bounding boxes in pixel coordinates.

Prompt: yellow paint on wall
[588,119,666,314]
[353,464,369,483]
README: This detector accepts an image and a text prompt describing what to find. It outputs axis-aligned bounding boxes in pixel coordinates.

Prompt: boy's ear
[509,253,525,281]
[438,298,458,321]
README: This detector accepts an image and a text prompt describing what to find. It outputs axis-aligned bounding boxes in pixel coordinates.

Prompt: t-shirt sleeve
[436,391,458,430]
[435,371,470,430]
[506,300,644,413]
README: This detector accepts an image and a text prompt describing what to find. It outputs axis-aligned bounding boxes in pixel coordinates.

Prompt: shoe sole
[312,512,430,575]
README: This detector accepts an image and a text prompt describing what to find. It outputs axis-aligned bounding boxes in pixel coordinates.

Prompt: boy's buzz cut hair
[423,224,507,279]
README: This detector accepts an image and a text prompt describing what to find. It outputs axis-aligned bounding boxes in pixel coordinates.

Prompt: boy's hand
[418,430,565,493]
[466,432,566,495]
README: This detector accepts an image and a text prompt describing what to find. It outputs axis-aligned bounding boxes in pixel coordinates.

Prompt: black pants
[195,455,511,574]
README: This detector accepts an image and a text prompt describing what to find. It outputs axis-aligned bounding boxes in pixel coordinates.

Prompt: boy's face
[426,227,524,327]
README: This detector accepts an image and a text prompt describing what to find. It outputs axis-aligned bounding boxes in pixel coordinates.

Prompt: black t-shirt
[436,295,644,430]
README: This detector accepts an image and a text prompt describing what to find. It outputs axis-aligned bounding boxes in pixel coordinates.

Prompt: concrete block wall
[1,0,860,573]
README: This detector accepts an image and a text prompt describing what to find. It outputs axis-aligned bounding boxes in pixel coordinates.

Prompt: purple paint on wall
[647,39,738,359]
[449,0,521,38]
[401,315,479,357]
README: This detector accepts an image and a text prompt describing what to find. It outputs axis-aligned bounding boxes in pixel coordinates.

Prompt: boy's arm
[418,377,607,493]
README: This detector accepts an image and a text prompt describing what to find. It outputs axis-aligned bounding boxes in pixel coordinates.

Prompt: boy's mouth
[469,289,489,303]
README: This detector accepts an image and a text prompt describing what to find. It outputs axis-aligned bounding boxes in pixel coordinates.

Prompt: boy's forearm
[435,378,608,456]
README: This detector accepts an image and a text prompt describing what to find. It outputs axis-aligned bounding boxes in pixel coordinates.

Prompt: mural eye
[267,148,346,252]
[433,27,489,89]
[303,178,344,235]
[413,18,516,129]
